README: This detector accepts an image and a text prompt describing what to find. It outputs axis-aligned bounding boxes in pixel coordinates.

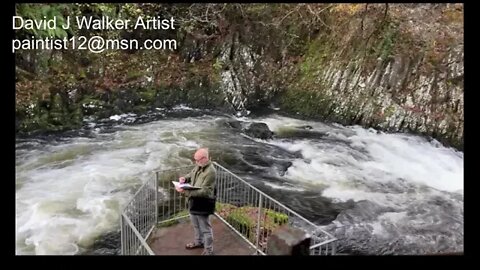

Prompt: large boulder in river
[226,120,242,129]
[244,122,274,140]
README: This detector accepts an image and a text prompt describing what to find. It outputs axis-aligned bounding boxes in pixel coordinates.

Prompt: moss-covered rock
[80,95,107,116]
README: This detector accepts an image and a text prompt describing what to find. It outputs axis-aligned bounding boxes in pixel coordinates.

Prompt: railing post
[255,194,263,254]
[155,172,159,225]
[120,215,124,255]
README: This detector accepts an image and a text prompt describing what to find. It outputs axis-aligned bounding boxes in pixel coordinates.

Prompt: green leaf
[47,29,54,38]
[31,28,38,38]
[55,28,67,39]
[40,5,51,17]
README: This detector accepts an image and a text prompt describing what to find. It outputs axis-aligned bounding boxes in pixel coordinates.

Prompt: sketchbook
[172,181,201,190]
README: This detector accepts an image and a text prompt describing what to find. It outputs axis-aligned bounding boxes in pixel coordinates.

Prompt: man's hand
[179,177,186,184]
[175,186,184,193]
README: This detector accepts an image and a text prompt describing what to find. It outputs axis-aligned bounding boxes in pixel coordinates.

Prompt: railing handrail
[308,238,338,249]
[152,165,193,174]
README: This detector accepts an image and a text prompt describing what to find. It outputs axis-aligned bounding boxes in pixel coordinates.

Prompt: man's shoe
[202,250,214,255]
[185,242,204,250]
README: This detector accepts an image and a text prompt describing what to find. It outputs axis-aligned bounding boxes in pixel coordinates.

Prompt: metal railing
[213,162,337,255]
[120,165,193,255]
[156,165,193,224]
[120,162,337,255]
[120,176,157,255]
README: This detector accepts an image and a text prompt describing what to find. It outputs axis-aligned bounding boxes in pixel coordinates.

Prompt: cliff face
[286,4,464,149]
[305,46,464,149]
[218,4,464,149]
[15,4,463,149]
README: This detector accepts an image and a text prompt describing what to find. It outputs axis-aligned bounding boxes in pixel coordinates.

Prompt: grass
[216,202,289,244]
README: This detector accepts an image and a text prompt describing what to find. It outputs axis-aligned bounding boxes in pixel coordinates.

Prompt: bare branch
[306,4,334,32]
[237,4,245,18]
[276,7,297,26]
[384,3,389,20]
[315,3,336,14]
[205,5,209,21]
[361,4,368,33]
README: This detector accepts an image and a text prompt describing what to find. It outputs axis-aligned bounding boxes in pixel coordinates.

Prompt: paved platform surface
[147,215,257,255]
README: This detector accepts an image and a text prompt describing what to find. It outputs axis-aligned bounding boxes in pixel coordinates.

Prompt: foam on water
[258,114,463,254]
[259,115,463,200]
[16,118,212,254]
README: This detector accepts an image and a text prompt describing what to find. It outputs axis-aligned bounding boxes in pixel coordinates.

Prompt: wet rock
[244,122,274,139]
[267,225,311,255]
[228,120,242,129]
[275,161,293,175]
[221,120,242,129]
[86,247,119,255]
[296,125,313,130]
[92,231,121,250]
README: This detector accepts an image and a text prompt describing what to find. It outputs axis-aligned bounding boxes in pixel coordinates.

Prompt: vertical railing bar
[221,172,225,203]
[229,173,232,204]
[249,187,256,207]
[243,182,247,207]
[222,172,226,204]
[148,179,151,232]
[142,188,145,234]
[145,185,148,234]
[148,180,152,233]
[139,189,143,236]
[127,227,130,255]
[220,172,223,203]
[224,172,228,204]
[130,222,133,255]
[155,172,159,225]
[143,186,146,236]
[140,187,143,236]
[120,215,124,255]
[246,182,249,207]
[218,173,222,203]
[168,175,172,220]
[227,174,231,206]
[134,234,137,255]
[150,178,153,225]
[225,172,228,204]
[127,224,131,255]
[255,194,262,253]
[219,172,223,203]
[223,172,226,203]
[173,173,177,217]
[134,216,137,253]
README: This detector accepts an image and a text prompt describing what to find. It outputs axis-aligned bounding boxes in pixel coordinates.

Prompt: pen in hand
[179,177,186,184]
[176,177,186,193]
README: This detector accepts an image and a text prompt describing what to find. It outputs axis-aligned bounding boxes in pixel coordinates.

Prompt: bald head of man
[194,148,209,167]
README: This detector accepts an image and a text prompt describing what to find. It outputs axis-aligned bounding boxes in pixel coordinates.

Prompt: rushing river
[15,107,463,255]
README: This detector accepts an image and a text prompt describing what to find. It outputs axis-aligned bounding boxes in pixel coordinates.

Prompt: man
[176,148,216,255]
